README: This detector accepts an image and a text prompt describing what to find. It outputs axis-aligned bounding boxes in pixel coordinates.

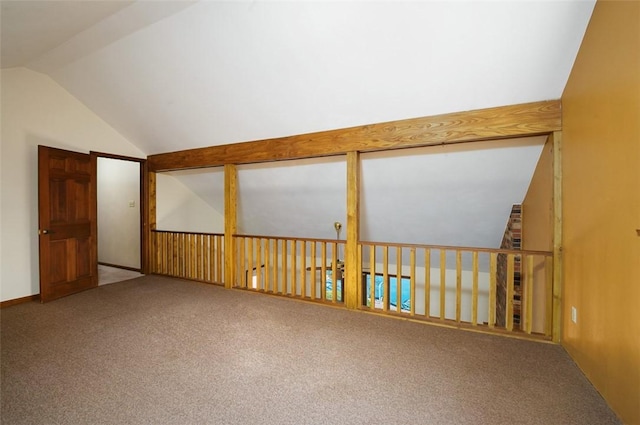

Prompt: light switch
[129,200,135,208]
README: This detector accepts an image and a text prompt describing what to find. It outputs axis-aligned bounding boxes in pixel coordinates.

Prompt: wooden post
[146,170,156,274]
[345,151,360,309]
[224,164,237,289]
[552,131,563,343]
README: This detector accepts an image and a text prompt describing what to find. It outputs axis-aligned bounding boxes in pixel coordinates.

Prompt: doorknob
[39,229,53,235]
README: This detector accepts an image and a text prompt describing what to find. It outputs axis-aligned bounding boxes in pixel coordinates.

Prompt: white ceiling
[0,1,134,68]
[1,0,595,248]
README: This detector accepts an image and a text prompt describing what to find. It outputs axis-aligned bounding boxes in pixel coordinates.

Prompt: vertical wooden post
[224,164,237,289]
[146,170,156,274]
[345,151,360,309]
[552,131,563,343]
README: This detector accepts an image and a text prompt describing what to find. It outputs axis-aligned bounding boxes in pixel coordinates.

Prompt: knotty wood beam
[148,100,561,171]
[143,167,155,274]
[224,164,237,289]
[344,151,360,309]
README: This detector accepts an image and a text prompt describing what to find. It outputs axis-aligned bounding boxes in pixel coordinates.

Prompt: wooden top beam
[148,100,561,171]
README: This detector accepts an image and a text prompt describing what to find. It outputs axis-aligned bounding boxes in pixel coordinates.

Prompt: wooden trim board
[1,295,40,308]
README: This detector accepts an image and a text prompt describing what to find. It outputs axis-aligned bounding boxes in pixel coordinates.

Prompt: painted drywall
[522,138,553,333]
[237,157,347,239]
[156,173,223,234]
[361,138,545,247]
[522,139,553,252]
[0,67,145,302]
[34,1,594,155]
[97,157,140,269]
[561,1,640,423]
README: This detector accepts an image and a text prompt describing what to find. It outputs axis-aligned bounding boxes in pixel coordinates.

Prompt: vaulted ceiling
[1,0,595,247]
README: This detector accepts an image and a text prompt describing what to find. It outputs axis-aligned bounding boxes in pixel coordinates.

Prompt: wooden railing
[150,231,553,339]
[359,241,554,338]
[233,235,346,303]
[151,230,224,284]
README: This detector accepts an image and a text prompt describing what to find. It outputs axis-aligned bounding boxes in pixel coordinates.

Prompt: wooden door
[38,146,97,302]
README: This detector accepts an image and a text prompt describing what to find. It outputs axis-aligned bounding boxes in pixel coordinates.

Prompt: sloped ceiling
[1,0,595,248]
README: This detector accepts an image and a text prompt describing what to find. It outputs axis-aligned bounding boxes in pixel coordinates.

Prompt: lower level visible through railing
[151,230,224,284]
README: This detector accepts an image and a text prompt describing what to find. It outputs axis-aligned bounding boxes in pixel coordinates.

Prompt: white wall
[156,173,223,233]
[97,157,141,269]
[0,67,145,302]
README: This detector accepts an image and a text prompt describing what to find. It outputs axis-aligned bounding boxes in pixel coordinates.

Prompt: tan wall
[561,1,640,424]
[522,139,553,252]
[522,138,553,334]
[0,68,145,302]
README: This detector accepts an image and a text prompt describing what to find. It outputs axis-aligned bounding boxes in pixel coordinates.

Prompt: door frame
[90,152,149,275]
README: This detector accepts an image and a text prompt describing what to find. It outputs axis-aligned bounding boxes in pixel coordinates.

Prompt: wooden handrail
[234,234,551,257]
[153,229,224,237]
[233,234,344,244]
[360,240,552,256]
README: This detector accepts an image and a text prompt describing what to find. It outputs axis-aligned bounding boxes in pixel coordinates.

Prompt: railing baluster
[456,250,462,323]
[424,249,430,318]
[216,235,223,284]
[196,234,202,281]
[545,256,553,337]
[440,249,446,320]
[383,246,389,312]
[489,252,497,328]
[525,255,534,334]
[264,239,271,292]
[281,239,287,295]
[245,238,252,289]
[256,238,263,290]
[291,240,297,297]
[272,239,278,294]
[299,241,306,298]
[357,243,363,306]
[331,242,338,303]
[178,232,183,277]
[369,244,376,309]
[472,251,479,326]
[310,242,317,300]
[171,233,176,275]
[321,242,327,301]
[410,247,416,316]
[396,247,402,312]
[506,253,515,331]
[203,235,208,282]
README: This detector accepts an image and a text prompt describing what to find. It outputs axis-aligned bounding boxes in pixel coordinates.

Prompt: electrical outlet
[571,306,577,324]
[128,200,135,208]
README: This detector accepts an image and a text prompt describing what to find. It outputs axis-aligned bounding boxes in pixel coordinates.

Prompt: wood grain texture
[440,250,446,320]
[224,164,237,289]
[148,100,561,171]
[552,131,563,343]
[345,151,360,309]
[489,253,497,328]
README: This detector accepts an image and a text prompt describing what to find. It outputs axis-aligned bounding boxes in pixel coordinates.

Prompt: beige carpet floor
[1,275,621,424]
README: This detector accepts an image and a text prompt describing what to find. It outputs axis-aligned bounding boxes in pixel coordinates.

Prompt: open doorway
[95,154,145,285]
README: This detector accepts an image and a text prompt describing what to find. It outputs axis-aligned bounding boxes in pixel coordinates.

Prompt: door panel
[39,146,97,302]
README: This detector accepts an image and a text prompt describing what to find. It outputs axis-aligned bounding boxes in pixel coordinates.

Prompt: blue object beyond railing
[364,273,411,311]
